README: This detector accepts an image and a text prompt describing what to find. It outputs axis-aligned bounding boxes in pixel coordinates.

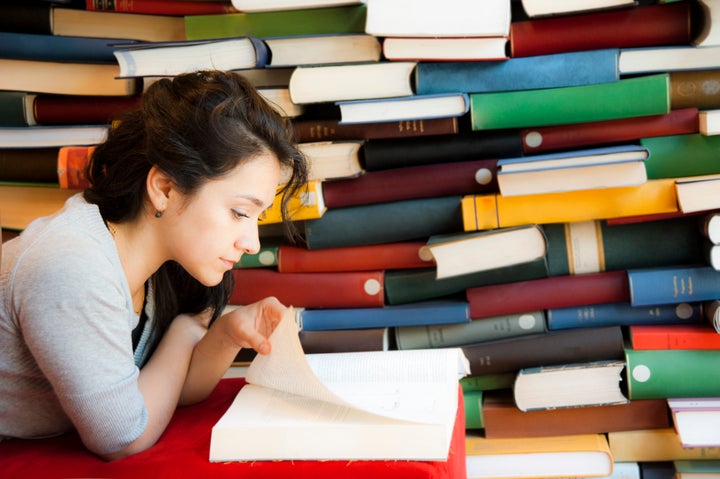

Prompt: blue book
[628,265,720,306]
[415,48,619,95]
[547,301,703,330]
[298,299,471,331]
[0,31,129,63]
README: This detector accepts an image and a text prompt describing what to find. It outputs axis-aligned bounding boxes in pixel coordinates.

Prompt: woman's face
[164,152,281,286]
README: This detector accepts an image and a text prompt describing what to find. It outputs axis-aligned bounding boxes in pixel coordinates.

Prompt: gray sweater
[0,194,151,455]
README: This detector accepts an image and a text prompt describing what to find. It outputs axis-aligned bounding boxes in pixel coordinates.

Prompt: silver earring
[155,211,163,218]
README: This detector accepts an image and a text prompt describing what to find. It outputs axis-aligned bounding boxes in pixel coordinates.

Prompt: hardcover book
[336,93,470,124]
[668,397,720,448]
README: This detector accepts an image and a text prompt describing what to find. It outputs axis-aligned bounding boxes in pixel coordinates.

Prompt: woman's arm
[178,296,287,406]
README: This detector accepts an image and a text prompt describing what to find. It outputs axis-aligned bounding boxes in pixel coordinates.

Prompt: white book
[336,93,469,124]
[700,109,720,135]
[619,45,720,74]
[210,308,470,461]
[231,0,364,12]
[675,174,720,213]
[0,125,108,148]
[520,0,637,17]
[668,397,720,448]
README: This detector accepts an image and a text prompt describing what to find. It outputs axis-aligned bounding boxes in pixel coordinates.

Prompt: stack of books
[5,0,720,476]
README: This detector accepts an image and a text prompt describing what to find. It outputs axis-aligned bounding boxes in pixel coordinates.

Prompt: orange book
[57,145,95,190]
[609,428,720,462]
[628,323,720,350]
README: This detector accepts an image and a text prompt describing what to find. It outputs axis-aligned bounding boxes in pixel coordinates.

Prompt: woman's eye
[233,209,250,219]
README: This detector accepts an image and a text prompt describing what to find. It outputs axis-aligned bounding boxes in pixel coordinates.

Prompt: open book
[209,308,470,462]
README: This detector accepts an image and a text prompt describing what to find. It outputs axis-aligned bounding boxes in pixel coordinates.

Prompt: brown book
[670,70,720,110]
[482,391,671,439]
[292,117,458,142]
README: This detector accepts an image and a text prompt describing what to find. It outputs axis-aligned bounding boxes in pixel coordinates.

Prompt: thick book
[0,126,107,149]
[621,45,720,74]
[471,73,670,130]
[0,59,140,97]
[422,225,546,279]
[297,141,363,182]
[31,94,142,126]
[547,301,703,331]
[519,0,637,18]
[185,5,367,40]
[700,109,720,136]
[625,348,720,399]
[292,117,459,142]
[0,147,61,185]
[642,134,720,180]
[513,360,628,412]
[364,0,511,37]
[671,69,720,110]
[299,327,389,354]
[113,37,270,78]
[321,158,498,208]
[461,325,626,376]
[50,7,186,41]
[627,265,720,306]
[414,48,620,95]
[521,108,699,154]
[694,0,720,47]
[610,428,720,462]
[231,0,365,11]
[509,1,692,57]
[482,390,670,439]
[0,184,79,231]
[465,432,613,479]
[668,398,720,448]
[277,241,432,273]
[0,31,126,63]
[0,91,28,127]
[496,144,649,197]
[210,310,470,461]
[466,270,630,319]
[675,174,720,214]
[289,61,416,104]
[86,0,237,15]
[628,323,720,350]
[362,129,523,171]
[298,299,471,331]
[336,92,470,124]
[303,195,464,250]
[264,33,381,68]
[461,179,679,231]
[58,145,94,189]
[229,269,385,309]
[382,36,508,61]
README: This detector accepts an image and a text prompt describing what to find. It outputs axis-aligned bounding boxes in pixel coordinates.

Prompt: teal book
[0,31,127,63]
[641,133,720,179]
[185,5,367,40]
[0,91,29,127]
[415,48,620,95]
[470,73,670,130]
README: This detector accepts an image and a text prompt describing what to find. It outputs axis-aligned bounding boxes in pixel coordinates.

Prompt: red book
[85,0,236,15]
[229,268,385,308]
[322,159,498,208]
[32,94,142,125]
[509,2,692,58]
[277,241,432,273]
[629,323,720,350]
[466,270,630,319]
[521,108,699,154]
[293,117,459,142]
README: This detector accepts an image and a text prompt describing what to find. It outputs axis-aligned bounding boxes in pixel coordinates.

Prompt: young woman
[0,70,308,460]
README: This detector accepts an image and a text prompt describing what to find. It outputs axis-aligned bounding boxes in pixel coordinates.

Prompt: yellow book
[465,432,613,479]
[0,184,79,231]
[259,180,326,225]
[461,179,678,231]
[608,428,720,463]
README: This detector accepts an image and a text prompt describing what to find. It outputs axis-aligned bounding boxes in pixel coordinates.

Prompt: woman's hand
[220,296,287,355]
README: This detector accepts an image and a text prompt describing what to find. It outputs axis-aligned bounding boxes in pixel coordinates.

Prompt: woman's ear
[146,165,173,215]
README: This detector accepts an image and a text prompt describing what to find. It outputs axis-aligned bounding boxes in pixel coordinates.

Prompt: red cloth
[0,378,466,479]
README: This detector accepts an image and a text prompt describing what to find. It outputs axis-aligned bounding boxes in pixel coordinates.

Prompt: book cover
[619,45,720,75]
[31,94,142,126]
[0,125,108,149]
[627,265,720,306]
[509,1,691,57]
[229,268,385,309]
[415,48,620,95]
[668,398,720,448]
[670,69,720,110]
[299,327,389,354]
[298,299,471,331]
[394,310,546,350]
[0,31,125,63]
[259,180,326,225]
[0,147,60,185]
[547,301,703,331]
[292,117,459,142]
[185,5,367,40]
[0,184,79,231]
[675,459,720,477]
[641,134,720,180]
[482,391,670,439]
[519,0,637,18]
[628,323,720,350]
[336,92,470,124]
[521,108,700,154]
[57,145,94,189]
[210,309,470,461]
[471,73,670,130]
[321,158,498,208]
[466,270,630,319]
[51,7,186,42]
[610,428,720,462]
[264,33,381,68]
[382,36,508,61]
[86,0,237,15]
[625,348,720,399]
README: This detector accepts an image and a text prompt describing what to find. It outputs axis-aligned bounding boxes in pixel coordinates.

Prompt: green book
[642,133,720,179]
[625,348,720,399]
[185,5,367,40]
[464,390,484,430]
[233,243,280,269]
[470,73,670,130]
[0,91,28,127]
[460,373,515,392]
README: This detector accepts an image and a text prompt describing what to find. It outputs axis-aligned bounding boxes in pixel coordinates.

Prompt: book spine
[0,147,60,184]
[509,2,692,57]
[628,265,720,306]
[32,95,142,126]
[629,324,720,350]
[642,133,720,179]
[0,91,29,127]
[86,0,236,15]
[670,70,720,110]
[57,146,95,189]
[467,270,630,319]
[394,310,546,349]
[299,328,388,354]
[415,48,619,95]
[292,117,458,142]
[471,74,670,130]
[547,301,703,330]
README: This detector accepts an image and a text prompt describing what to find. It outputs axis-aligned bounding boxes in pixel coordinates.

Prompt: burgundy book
[322,158,498,208]
[466,270,630,319]
[229,268,385,308]
[521,108,699,154]
[32,94,142,125]
[509,2,692,57]
[293,117,458,142]
[85,0,236,15]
